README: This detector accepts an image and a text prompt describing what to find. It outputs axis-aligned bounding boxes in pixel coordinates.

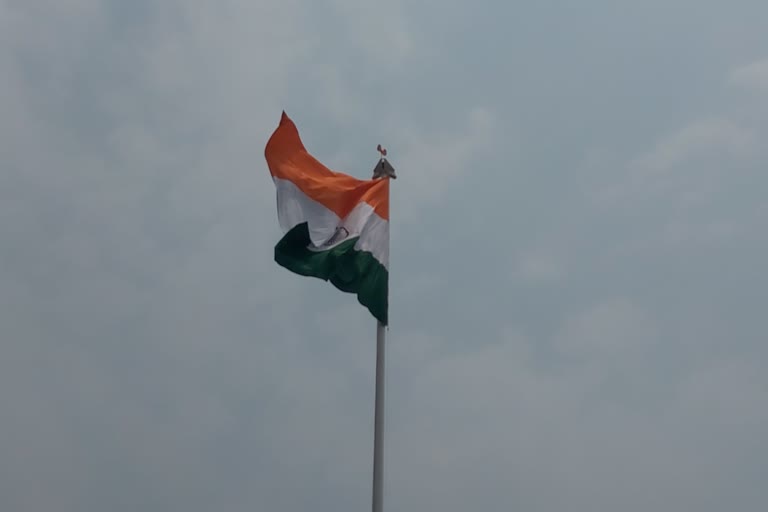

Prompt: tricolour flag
[265,112,390,325]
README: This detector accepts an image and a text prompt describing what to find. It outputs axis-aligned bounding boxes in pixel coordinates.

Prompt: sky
[2,0,768,510]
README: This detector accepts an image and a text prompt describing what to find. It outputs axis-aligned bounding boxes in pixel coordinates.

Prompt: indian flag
[264,112,390,325]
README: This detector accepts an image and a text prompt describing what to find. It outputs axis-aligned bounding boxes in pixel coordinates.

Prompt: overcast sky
[2,1,768,511]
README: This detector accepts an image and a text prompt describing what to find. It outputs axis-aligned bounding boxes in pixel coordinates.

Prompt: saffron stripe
[265,112,389,220]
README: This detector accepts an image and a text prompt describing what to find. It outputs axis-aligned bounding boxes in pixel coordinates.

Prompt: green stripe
[274,222,388,325]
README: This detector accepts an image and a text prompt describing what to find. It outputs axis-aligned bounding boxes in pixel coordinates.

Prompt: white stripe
[351,204,389,269]
[273,178,389,269]
[274,178,339,245]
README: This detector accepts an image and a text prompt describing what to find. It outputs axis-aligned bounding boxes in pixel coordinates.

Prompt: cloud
[594,114,759,220]
[3,2,768,511]
[554,298,655,356]
[629,118,754,174]
[510,249,566,283]
[325,0,416,69]
[730,57,768,92]
[386,316,768,512]
[0,1,474,509]
[593,57,768,212]
[392,107,495,218]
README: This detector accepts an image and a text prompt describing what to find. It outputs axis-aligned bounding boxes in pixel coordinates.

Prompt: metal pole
[371,151,393,512]
[372,321,385,512]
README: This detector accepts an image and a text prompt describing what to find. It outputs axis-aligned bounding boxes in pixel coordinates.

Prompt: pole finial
[372,145,396,180]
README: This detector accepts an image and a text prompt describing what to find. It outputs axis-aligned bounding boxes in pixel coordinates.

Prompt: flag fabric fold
[264,112,390,325]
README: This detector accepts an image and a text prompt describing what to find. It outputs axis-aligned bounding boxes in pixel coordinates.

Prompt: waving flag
[264,113,390,324]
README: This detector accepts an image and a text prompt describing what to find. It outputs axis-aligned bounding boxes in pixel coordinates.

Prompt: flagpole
[372,321,385,512]
[371,148,394,512]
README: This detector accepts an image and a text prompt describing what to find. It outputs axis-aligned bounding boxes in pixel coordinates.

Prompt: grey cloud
[2,1,768,511]
[731,57,768,92]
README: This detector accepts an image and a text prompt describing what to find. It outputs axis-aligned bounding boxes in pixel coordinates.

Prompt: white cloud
[594,58,768,208]
[510,249,566,283]
[630,118,754,174]
[386,319,768,512]
[4,2,768,511]
[730,58,768,92]
[392,106,495,218]
[554,298,656,357]
[327,0,417,69]
[594,114,760,220]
